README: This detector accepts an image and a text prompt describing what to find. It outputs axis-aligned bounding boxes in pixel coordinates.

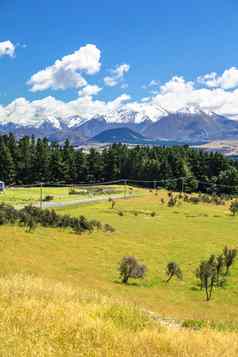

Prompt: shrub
[168,196,177,207]
[166,262,183,282]
[104,224,115,233]
[118,211,124,216]
[150,211,156,217]
[119,256,146,284]
[109,197,116,209]
[189,197,200,204]
[195,260,216,301]
[230,200,238,216]
[0,203,109,235]
[224,246,237,274]
[43,195,54,202]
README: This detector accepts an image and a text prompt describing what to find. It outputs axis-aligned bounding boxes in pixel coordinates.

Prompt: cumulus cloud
[78,84,102,97]
[27,44,101,92]
[0,40,15,58]
[0,93,131,127]
[104,63,130,87]
[4,65,238,126]
[198,67,238,90]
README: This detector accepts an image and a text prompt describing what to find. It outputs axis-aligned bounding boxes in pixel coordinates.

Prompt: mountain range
[1,105,238,145]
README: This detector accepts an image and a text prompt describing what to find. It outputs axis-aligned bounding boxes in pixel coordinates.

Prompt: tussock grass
[0,274,238,356]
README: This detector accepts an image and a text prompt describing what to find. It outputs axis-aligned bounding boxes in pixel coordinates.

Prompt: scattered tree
[119,256,146,284]
[196,260,216,301]
[230,200,238,216]
[166,262,183,282]
[223,246,237,274]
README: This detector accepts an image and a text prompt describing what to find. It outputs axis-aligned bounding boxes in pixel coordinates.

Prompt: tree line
[1,134,238,194]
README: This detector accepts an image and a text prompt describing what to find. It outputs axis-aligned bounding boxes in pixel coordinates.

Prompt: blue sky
[1,0,238,124]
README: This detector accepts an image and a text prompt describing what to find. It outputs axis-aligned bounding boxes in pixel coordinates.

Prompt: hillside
[91,127,147,143]
[0,274,237,356]
[0,189,238,321]
[0,187,238,354]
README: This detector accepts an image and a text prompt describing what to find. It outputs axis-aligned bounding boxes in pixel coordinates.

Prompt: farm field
[0,187,238,324]
[0,184,131,207]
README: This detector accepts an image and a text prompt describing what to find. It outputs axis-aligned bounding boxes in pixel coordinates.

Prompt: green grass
[0,188,237,323]
[0,185,127,206]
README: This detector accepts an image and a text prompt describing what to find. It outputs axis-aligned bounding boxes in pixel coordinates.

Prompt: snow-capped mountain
[1,104,238,144]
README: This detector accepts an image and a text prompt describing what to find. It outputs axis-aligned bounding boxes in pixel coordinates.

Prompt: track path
[15,193,137,210]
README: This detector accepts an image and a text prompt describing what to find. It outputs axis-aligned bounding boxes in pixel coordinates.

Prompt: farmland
[0,184,128,207]
[0,187,238,324]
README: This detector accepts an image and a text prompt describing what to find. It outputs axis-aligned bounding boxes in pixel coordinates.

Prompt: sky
[1,0,238,125]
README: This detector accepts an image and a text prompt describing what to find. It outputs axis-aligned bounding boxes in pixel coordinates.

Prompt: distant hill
[90,127,147,143]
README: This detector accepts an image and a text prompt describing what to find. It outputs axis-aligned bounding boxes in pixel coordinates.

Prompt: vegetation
[230,200,238,215]
[224,246,237,274]
[166,262,183,282]
[1,134,238,195]
[196,259,217,301]
[119,256,146,284]
[1,274,238,356]
[0,190,237,321]
[0,203,107,234]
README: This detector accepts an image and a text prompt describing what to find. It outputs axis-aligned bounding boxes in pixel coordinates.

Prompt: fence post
[124,179,127,199]
[40,183,43,209]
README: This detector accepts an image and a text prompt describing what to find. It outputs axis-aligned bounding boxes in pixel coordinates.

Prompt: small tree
[216,254,225,285]
[230,200,238,216]
[24,215,37,233]
[166,262,183,282]
[108,198,116,209]
[196,260,216,301]
[224,246,237,274]
[119,256,146,284]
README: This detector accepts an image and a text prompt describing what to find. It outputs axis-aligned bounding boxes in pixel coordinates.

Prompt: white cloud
[160,76,194,95]
[78,84,102,97]
[4,65,238,127]
[27,44,101,92]
[0,40,15,58]
[0,93,131,127]
[104,63,130,87]
[198,67,238,90]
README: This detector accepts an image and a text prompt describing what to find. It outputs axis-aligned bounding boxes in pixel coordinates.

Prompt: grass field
[0,184,128,206]
[1,274,238,356]
[0,188,237,324]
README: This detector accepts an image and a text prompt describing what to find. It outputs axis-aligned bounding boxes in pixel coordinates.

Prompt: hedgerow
[0,203,110,234]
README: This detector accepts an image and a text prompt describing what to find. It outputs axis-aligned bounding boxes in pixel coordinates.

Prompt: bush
[104,224,115,233]
[230,200,238,216]
[168,196,177,207]
[150,211,156,217]
[119,256,146,284]
[118,211,124,216]
[195,260,216,301]
[224,246,237,274]
[43,195,54,202]
[0,204,110,235]
[166,262,183,282]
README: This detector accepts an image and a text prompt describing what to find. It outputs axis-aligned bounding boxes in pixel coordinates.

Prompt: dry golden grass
[0,274,238,357]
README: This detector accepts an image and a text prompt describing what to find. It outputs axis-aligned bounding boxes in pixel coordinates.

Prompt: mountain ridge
[1,105,238,144]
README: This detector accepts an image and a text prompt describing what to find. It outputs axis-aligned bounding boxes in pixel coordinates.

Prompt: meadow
[0,184,127,207]
[1,274,238,357]
[0,187,237,324]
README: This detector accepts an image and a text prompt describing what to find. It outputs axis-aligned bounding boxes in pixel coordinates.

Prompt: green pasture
[0,188,237,323]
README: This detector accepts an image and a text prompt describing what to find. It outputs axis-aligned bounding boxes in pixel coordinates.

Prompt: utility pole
[40,182,43,209]
[181,178,184,194]
[153,180,157,194]
[124,179,127,199]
